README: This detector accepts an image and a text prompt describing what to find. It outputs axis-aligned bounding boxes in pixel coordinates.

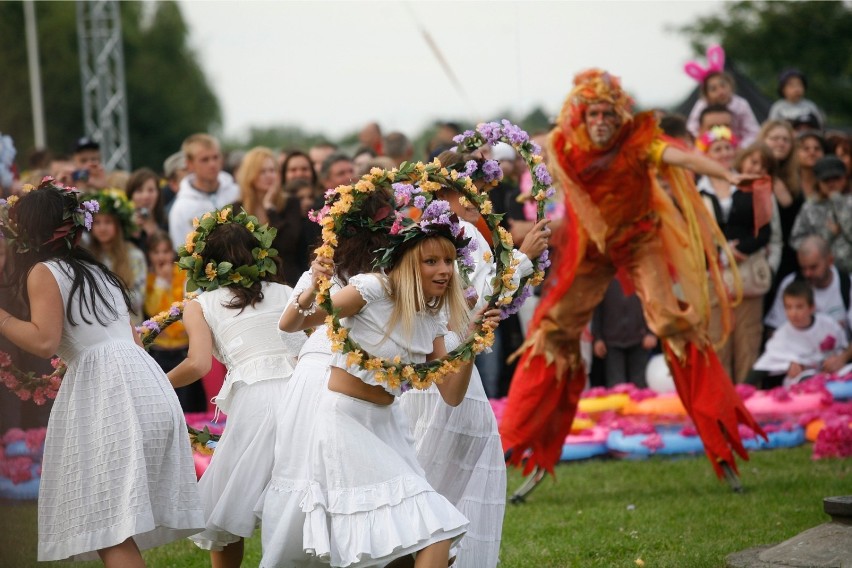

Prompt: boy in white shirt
[748,280,848,389]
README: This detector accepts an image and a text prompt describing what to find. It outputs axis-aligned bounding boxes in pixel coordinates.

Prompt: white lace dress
[265,273,468,567]
[38,260,204,561]
[189,282,306,550]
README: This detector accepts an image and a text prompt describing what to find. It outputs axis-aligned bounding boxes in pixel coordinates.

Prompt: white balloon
[645,354,675,393]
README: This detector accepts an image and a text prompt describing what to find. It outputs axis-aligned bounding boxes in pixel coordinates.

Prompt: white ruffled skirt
[302,389,468,567]
[190,378,290,550]
[260,353,333,568]
[399,366,506,568]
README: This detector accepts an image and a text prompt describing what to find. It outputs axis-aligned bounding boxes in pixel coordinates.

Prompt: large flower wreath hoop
[452,119,555,316]
[313,160,521,391]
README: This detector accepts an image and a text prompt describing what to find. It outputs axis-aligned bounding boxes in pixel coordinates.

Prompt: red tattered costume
[500,70,765,479]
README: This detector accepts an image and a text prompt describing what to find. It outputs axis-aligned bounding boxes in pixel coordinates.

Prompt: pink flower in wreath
[820,335,837,352]
[0,351,11,367]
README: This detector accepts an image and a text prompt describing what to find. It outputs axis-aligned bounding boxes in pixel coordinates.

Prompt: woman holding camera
[126,167,168,255]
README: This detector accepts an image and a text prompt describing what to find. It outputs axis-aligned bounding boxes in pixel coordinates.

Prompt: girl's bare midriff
[328,367,394,405]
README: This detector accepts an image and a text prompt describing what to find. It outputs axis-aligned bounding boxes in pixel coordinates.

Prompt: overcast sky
[178,0,725,140]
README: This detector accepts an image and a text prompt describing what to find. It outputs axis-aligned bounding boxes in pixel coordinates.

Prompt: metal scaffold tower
[76,0,131,171]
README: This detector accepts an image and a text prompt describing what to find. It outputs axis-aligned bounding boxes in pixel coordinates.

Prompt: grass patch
[1,446,847,567]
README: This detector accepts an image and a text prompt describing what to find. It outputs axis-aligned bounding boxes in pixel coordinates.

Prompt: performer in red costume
[500,69,765,490]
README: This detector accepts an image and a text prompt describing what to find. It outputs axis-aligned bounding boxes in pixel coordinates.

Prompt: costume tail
[500,350,586,476]
[664,342,766,478]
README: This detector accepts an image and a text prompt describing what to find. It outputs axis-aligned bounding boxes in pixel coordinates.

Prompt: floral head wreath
[558,69,635,134]
[91,188,138,239]
[374,199,475,272]
[0,177,98,254]
[177,205,278,292]
[684,44,726,84]
[696,125,739,154]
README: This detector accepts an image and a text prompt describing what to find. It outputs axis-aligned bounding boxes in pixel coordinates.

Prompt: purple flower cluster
[500,285,533,319]
[457,237,478,272]
[457,160,478,179]
[79,200,99,230]
[413,195,426,209]
[139,320,160,334]
[452,130,477,145]
[420,199,452,228]
[537,248,551,272]
[168,305,181,317]
[463,286,478,302]
[392,183,417,207]
[481,160,503,183]
[500,119,529,145]
[529,140,543,156]
[477,122,503,146]
[534,164,552,186]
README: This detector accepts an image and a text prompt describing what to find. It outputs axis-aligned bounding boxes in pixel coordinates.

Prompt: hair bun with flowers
[696,125,739,154]
[684,44,726,84]
[0,177,98,253]
[91,188,138,239]
[177,205,278,292]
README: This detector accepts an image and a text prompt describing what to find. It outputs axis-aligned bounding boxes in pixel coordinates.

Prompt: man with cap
[71,136,107,191]
[500,69,764,489]
[791,155,852,272]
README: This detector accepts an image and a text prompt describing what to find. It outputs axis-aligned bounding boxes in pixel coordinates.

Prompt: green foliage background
[680,1,852,127]
[0,1,220,171]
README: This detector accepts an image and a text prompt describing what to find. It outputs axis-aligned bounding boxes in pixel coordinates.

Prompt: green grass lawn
[1,446,848,567]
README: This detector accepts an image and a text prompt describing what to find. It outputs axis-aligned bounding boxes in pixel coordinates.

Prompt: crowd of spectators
[2,64,852,421]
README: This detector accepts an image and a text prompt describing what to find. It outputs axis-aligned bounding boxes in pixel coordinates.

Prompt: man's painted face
[585,102,621,147]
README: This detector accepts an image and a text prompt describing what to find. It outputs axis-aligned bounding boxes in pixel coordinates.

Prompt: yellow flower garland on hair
[177,205,277,292]
[313,159,518,391]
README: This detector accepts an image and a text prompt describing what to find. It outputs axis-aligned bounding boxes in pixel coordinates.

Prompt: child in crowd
[87,189,147,324]
[748,280,848,389]
[591,278,657,388]
[685,44,760,146]
[168,206,306,568]
[142,231,207,412]
[0,179,203,564]
[768,68,825,131]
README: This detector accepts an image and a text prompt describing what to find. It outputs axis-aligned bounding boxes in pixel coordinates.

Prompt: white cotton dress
[189,282,306,550]
[398,220,528,568]
[270,273,468,568]
[38,260,204,561]
[260,271,340,568]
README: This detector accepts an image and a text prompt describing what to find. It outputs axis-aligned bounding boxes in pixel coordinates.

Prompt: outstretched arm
[661,145,752,186]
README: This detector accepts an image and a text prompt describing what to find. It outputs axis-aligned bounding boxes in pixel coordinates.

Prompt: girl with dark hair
[0,179,203,566]
[168,206,307,568]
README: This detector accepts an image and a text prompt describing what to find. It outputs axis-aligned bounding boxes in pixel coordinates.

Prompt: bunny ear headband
[684,44,725,83]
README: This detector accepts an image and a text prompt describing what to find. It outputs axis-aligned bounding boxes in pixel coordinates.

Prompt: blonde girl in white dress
[278,216,501,568]
[0,179,204,567]
[167,207,306,568]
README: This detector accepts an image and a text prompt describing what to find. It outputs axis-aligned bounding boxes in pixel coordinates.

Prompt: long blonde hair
[759,120,801,198]
[236,146,283,215]
[385,236,470,343]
